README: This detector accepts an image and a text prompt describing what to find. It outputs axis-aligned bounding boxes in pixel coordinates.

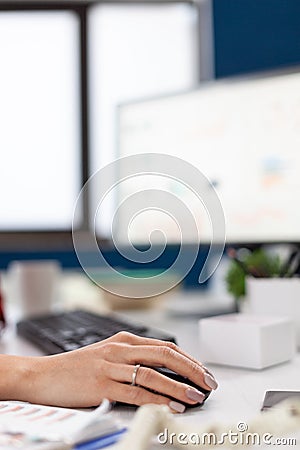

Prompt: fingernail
[204,373,218,390]
[186,388,205,403]
[203,366,214,377]
[169,401,186,413]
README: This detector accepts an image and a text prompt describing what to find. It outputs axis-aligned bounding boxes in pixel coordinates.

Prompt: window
[0,10,81,231]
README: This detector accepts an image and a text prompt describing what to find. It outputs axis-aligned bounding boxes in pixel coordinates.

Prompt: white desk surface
[1,283,300,448]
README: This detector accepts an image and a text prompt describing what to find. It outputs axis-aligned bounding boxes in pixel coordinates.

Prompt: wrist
[0,355,44,403]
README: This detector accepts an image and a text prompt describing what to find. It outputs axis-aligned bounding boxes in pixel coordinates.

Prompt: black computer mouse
[116,366,211,409]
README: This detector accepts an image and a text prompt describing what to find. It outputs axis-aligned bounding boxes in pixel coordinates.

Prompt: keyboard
[17,310,176,354]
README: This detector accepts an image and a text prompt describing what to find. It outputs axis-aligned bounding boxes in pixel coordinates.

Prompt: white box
[246,278,300,349]
[199,314,296,369]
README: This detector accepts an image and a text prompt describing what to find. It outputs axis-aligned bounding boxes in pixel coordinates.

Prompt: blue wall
[0,246,210,289]
[213,0,300,78]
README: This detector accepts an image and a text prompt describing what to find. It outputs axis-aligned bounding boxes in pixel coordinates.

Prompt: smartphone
[261,390,300,411]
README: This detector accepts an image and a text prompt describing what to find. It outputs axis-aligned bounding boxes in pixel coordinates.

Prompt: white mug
[8,260,61,319]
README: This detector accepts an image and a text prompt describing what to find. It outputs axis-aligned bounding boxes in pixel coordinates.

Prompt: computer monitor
[0,8,82,237]
[87,2,209,239]
[117,68,300,244]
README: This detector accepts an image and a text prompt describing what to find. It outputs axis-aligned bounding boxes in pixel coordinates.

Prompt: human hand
[18,332,218,412]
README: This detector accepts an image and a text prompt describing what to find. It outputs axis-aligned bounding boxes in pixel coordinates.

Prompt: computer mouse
[116,366,211,409]
[152,367,211,408]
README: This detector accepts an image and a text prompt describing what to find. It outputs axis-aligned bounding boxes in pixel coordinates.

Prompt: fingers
[105,380,186,413]
[109,333,201,366]
[106,332,217,388]
[129,345,214,390]
[103,343,217,391]
[107,362,206,406]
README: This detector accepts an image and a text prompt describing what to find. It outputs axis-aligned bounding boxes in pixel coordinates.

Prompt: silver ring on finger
[131,364,141,386]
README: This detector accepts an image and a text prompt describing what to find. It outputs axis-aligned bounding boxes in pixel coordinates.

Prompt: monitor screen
[87,3,200,238]
[117,69,300,244]
[0,10,81,231]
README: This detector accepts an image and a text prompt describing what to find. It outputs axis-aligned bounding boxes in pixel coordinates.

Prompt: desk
[1,293,300,449]
[120,308,300,424]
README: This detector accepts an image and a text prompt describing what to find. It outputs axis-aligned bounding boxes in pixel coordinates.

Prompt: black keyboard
[17,310,176,354]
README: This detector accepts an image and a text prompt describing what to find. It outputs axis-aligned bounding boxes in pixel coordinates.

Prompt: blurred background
[1,0,300,291]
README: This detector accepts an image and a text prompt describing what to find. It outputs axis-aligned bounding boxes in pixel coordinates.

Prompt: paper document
[0,400,122,449]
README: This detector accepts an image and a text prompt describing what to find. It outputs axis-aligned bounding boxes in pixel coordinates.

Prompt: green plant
[225,249,282,300]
